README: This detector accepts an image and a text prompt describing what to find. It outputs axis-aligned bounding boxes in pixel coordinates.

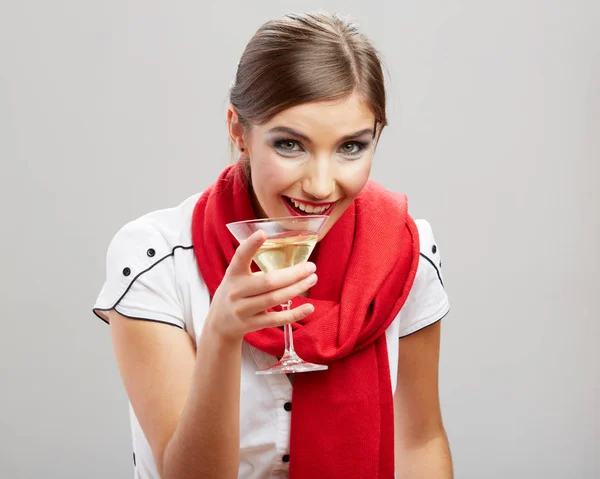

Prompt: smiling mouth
[283,196,336,216]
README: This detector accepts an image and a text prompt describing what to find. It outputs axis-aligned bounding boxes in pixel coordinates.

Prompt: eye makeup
[270,137,370,160]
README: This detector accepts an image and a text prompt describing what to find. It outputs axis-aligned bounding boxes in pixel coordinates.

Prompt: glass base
[256,353,328,375]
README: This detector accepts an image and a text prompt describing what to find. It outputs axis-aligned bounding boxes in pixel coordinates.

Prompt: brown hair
[229,12,387,135]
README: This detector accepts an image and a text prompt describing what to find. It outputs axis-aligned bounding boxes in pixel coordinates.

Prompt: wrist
[203,315,245,349]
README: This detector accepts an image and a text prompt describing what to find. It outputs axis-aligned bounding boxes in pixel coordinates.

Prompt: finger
[241,261,317,297]
[241,273,318,317]
[228,230,266,275]
[253,303,315,330]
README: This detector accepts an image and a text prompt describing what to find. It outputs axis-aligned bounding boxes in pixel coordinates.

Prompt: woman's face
[231,92,377,239]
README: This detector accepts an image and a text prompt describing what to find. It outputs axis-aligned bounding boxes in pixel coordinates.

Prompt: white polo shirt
[93,192,450,479]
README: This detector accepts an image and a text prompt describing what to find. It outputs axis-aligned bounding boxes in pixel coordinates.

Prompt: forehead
[262,92,375,139]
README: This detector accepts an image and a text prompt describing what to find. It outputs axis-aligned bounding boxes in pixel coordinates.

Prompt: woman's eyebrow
[266,126,375,144]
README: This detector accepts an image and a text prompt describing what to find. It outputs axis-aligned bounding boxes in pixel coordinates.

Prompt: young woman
[93,12,453,479]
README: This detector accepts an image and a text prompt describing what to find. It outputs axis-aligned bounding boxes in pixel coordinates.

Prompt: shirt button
[147,248,156,257]
[284,402,292,412]
[282,454,290,463]
[432,244,438,254]
[122,267,131,276]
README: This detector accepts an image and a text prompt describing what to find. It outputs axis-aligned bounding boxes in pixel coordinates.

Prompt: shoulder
[414,219,444,286]
[110,192,202,251]
[397,219,449,337]
[104,191,203,289]
[93,193,203,327]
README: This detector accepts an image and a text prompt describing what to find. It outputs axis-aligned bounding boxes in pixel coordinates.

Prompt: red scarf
[192,164,419,478]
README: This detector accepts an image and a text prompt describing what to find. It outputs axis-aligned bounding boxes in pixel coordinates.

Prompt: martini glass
[226,215,329,375]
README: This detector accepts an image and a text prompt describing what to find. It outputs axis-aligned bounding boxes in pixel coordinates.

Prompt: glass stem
[281,300,296,356]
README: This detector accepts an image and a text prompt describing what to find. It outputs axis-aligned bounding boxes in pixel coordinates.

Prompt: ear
[227,105,247,153]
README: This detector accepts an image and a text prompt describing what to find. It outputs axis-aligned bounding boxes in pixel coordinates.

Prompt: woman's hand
[206,230,317,342]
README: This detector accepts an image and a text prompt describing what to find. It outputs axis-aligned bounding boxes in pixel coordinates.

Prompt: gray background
[1,0,598,477]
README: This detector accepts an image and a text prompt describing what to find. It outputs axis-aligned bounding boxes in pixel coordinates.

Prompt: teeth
[290,198,329,214]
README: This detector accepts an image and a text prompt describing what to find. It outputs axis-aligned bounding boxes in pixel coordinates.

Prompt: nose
[302,156,335,200]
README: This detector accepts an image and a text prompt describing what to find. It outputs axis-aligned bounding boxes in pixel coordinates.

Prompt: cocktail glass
[226,215,329,375]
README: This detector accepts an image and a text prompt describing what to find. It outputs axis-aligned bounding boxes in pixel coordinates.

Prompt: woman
[93,12,453,479]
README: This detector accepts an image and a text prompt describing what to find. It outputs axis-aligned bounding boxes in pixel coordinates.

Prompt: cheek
[318,161,372,239]
[339,160,372,198]
[250,150,292,197]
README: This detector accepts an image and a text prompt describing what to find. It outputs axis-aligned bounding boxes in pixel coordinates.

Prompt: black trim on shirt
[92,307,186,330]
[419,252,444,287]
[92,244,193,329]
[398,309,449,339]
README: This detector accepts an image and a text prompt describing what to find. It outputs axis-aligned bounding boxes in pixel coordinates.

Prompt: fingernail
[305,274,317,285]
[306,262,316,273]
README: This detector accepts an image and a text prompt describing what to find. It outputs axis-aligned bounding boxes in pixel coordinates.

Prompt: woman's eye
[274,139,302,153]
[339,142,366,157]
[273,139,367,158]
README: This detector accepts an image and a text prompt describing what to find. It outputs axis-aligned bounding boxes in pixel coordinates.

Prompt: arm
[108,231,317,479]
[394,320,453,478]
[109,312,243,479]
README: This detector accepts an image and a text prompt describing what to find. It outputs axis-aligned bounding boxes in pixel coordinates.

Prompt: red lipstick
[282,196,337,217]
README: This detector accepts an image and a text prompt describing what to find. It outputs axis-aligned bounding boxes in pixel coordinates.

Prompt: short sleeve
[398,219,450,337]
[92,218,186,330]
